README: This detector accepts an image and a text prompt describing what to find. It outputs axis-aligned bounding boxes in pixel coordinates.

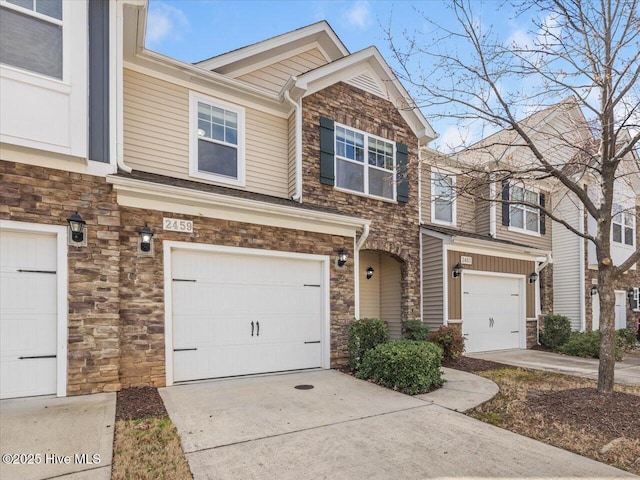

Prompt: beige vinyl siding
[123,69,290,198]
[359,251,381,320]
[447,250,536,320]
[496,189,552,250]
[287,112,296,198]
[421,233,444,330]
[380,254,402,339]
[236,48,328,93]
[475,183,491,235]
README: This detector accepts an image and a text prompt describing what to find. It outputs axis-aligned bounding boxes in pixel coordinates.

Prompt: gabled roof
[285,46,437,143]
[195,21,349,75]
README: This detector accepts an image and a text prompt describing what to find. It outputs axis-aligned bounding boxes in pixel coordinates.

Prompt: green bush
[403,320,430,341]
[348,318,389,371]
[560,330,623,361]
[427,326,465,362]
[616,328,637,352]
[539,314,572,350]
[356,340,444,395]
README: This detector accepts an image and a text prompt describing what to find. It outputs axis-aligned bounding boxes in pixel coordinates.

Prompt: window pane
[526,211,539,232]
[510,206,524,228]
[623,212,633,226]
[212,107,224,125]
[226,127,237,145]
[336,158,364,192]
[198,140,238,178]
[369,168,393,199]
[624,227,633,246]
[212,124,225,142]
[435,199,453,222]
[198,103,211,121]
[7,0,33,10]
[511,186,524,201]
[524,190,538,204]
[197,119,211,139]
[613,224,622,243]
[0,6,62,79]
[36,0,62,20]
[225,111,237,129]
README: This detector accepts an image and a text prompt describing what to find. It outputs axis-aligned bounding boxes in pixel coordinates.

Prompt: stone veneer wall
[118,207,354,387]
[301,82,422,322]
[539,264,553,316]
[0,161,121,395]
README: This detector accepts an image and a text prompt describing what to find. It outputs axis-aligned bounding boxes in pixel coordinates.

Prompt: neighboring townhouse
[552,128,640,332]
[1,0,116,398]
[420,148,552,353]
[1,0,436,398]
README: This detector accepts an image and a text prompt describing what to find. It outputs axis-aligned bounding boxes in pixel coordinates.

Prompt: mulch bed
[528,388,640,439]
[116,387,169,421]
[443,355,509,372]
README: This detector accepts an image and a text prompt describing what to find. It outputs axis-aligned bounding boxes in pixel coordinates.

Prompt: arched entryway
[359,250,403,339]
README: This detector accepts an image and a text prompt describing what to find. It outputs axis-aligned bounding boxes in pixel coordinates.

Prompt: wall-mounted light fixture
[138,224,154,254]
[590,285,598,296]
[366,266,374,280]
[67,211,86,245]
[337,248,348,267]
[452,263,463,278]
[528,272,539,284]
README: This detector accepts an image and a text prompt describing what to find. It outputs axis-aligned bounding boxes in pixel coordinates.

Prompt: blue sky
[144,1,539,149]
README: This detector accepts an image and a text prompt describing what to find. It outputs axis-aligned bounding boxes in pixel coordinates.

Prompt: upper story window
[431,169,456,225]
[189,92,245,186]
[612,203,635,247]
[335,124,396,200]
[509,185,540,234]
[0,0,63,80]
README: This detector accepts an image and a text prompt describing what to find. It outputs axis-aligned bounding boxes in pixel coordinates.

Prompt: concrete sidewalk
[161,369,633,479]
[0,393,115,480]
[468,349,640,386]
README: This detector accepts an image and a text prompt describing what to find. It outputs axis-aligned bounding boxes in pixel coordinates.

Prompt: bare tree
[388,0,640,393]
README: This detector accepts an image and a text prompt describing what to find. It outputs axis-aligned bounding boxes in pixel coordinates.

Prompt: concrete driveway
[0,393,115,480]
[160,370,633,479]
[468,349,640,386]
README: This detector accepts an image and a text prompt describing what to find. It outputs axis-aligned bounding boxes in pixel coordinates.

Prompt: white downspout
[489,173,496,237]
[354,223,370,320]
[284,88,302,202]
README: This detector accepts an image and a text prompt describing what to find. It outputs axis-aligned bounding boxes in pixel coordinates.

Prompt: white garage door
[1,230,58,399]
[462,274,524,353]
[171,249,324,382]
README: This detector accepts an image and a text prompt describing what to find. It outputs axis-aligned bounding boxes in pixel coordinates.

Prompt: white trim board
[0,220,68,397]
[163,241,332,386]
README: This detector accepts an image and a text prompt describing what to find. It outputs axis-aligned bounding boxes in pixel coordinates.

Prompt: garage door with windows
[462,273,524,353]
[169,248,326,383]
[1,229,59,399]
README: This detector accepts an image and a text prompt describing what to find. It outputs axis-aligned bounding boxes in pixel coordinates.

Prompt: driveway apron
[0,393,115,480]
[160,369,634,479]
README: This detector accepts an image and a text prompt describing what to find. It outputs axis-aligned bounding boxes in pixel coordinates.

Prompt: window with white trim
[612,203,635,246]
[189,93,245,186]
[509,185,540,233]
[335,124,395,200]
[431,169,456,224]
[0,0,63,80]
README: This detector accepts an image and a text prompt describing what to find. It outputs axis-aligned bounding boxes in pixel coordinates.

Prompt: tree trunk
[597,268,616,394]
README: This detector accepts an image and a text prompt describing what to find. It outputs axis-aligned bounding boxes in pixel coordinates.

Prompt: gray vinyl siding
[421,232,444,330]
[88,0,109,163]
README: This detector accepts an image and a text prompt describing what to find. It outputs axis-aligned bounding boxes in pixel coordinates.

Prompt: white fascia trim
[0,220,68,397]
[195,21,349,71]
[107,175,369,237]
[295,47,437,142]
[163,241,332,386]
[448,236,550,260]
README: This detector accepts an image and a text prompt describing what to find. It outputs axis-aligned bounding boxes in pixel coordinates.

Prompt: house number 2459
[163,218,193,233]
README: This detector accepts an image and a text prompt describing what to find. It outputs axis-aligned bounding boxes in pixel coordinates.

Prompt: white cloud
[344,1,372,29]
[146,2,190,48]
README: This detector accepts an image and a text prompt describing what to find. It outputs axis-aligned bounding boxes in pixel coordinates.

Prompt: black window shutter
[319,117,335,186]
[396,143,409,203]
[501,180,510,226]
[539,193,546,234]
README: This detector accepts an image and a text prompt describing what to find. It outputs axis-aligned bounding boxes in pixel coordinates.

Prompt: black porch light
[67,211,86,243]
[452,263,463,278]
[139,225,154,252]
[590,285,598,296]
[337,248,348,267]
[528,272,539,284]
[366,266,374,280]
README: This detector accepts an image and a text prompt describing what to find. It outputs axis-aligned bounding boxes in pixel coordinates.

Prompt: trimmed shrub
[539,314,572,350]
[403,320,430,341]
[356,340,444,395]
[616,328,637,352]
[348,318,389,371]
[560,330,623,361]
[427,326,465,362]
